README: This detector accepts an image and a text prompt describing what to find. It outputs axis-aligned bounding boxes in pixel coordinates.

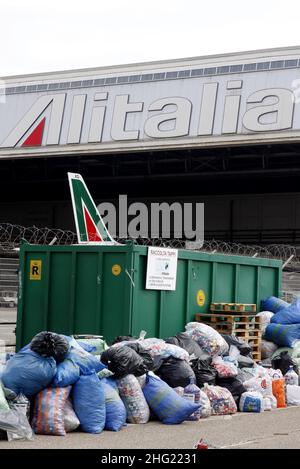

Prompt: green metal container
[16,242,282,349]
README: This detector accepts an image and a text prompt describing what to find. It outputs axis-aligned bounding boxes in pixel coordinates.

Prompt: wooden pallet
[242,337,261,345]
[210,302,257,313]
[232,330,262,339]
[195,314,262,337]
[195,313,261,327]
[251,351,262,361]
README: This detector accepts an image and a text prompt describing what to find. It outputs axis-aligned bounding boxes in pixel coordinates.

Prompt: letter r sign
[29,260,42,280]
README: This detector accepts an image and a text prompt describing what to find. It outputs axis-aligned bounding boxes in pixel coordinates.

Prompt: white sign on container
[146,247,178,290]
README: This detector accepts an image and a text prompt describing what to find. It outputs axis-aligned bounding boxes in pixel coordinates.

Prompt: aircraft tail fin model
[68,172,117,245]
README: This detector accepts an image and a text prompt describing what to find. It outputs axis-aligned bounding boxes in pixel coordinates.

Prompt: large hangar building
[1,46,300,244]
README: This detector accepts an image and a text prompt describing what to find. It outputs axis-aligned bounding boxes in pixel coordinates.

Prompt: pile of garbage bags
[257,296,300,369]
[1,314,300,441]
[262,296,300,350]
[0,333,110,439]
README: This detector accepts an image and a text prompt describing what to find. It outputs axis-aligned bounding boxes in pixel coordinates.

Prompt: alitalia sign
[1,66,300,156]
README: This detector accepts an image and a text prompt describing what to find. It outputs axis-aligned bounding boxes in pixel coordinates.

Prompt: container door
[187,260,213,323]
[131,251,161,338]
[100,251,133,343]
[17,251,48,348]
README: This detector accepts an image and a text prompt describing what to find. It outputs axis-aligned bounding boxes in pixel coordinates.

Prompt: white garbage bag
[185,323,229,356]
[286,384,300,406]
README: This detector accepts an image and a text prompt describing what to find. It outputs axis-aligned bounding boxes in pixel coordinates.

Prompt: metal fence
[1,222,300,352]
[0,223,76,253]
[282,271,300,302]
[1,222,300,301]
[0,222,299,261]
[0,257,18,307]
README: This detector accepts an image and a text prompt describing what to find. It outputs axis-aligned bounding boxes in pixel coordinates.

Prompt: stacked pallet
[195,302,262,361]
[210,302,257,313]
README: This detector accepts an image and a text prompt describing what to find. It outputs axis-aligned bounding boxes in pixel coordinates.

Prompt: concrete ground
[0,406,300,449]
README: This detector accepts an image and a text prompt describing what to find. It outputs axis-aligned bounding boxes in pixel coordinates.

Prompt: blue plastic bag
[261,296,289,314]
[77,341,97,354]
[239,391,264,413]
[103,378,126,431]
[19,344,30,353]
[0,364,5,380]
[1,349,57,397]
[52,358,80,387]
[66,338,106,374]
[271,299,300,325]
[21,337,105,373]
[72,372,106,433]
[265,323,300,347]
[143,374,200,424]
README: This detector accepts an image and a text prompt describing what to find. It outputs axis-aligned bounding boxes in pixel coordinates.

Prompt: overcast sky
[2,0,300,77]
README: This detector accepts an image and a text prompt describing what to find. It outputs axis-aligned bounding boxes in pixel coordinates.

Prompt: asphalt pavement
[1,405,300,449]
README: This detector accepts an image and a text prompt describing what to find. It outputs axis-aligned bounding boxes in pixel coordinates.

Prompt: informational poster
[145,247,178,290]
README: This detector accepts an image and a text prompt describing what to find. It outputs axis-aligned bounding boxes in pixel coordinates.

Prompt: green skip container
[16,242,282,349]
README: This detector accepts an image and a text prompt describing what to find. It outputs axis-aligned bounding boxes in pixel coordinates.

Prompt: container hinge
[125,268,135,288]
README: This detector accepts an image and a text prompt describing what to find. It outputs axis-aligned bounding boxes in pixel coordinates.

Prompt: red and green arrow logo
[68,172,114,243]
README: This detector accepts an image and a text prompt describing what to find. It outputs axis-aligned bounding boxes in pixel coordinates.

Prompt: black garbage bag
[149,355,165,372]
[271,351,299,375]
[156,357,195,388]
[165,333,204,358]
[221,334,252,357]
[237,355,255,368]
[30,331,69,363]
[236,368,254,383]
[126,342,155,371]
[216,377,246,406]
[260,358,272,368]
[111,335,137,345]
[101,345,147,378]
[190,357,217,388]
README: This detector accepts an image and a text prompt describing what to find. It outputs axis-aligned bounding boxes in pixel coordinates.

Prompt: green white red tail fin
[68,172,115,244]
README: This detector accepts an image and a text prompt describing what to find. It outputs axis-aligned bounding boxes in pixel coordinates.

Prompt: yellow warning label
[112,264,121,276]
[29,260,42,280]
[197,289,205,306]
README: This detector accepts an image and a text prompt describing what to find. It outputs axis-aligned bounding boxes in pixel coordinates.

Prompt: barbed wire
[0,223,298,266]
[0,223,77,252]
[124,238,298,265]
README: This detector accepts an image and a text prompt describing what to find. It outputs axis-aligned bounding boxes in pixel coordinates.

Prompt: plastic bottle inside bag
[183,378,201,421]
[284,366,299,386]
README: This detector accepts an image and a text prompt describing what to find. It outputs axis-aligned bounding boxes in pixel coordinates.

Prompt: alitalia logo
[2,94,66,148]
[0,79,297,149]
[68,173,113,243]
